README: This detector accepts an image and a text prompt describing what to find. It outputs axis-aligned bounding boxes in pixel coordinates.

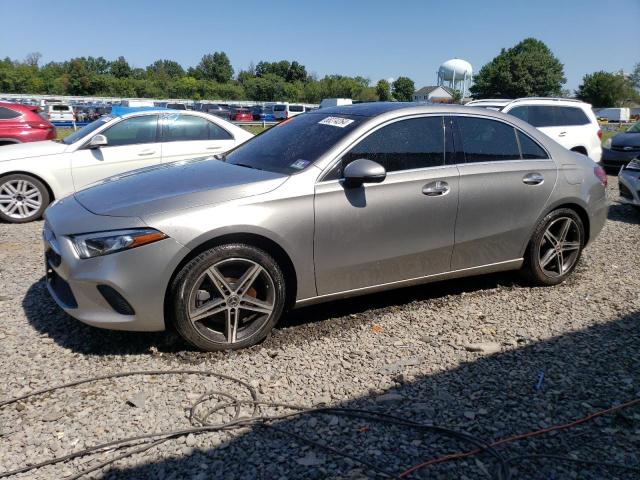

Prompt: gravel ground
[0,176,639,479]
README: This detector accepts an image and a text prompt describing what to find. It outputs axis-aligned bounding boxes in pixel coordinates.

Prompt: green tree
[146,59,185,79]
[392,76,415,101]
[630,63,640,91]
[110,56,132,78]
[376,79,392,101]
[470,38,565,98]
[196,52,233,83]
[575,71,637,107]
[451,89,463,104]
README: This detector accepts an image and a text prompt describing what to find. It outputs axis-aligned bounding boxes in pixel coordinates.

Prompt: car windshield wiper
[230,162,264,171]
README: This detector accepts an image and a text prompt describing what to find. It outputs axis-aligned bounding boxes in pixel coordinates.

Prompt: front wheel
[522,208,585,286]
[0,174,50,223]
[170,244,286,351]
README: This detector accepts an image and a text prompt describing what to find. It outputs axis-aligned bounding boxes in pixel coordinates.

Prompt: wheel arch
[0,170,56,201]
[164,231,299,327]
[570,146,588,155]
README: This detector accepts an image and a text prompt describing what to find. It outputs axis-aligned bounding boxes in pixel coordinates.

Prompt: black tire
[521,208,585,286]
[0,173,50,223]
[170,243,286,351]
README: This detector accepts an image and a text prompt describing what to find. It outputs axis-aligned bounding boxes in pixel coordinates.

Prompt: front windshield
[62,116,112,145]
[627,121,640,133]
[224,113,361,175]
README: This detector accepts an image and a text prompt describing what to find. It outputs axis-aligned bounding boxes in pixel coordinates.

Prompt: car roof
[309,102,514,118]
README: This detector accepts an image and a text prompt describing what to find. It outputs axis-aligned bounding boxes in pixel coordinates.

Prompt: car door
[313,115,460,295]
[160,113,236,163]
[71,114,161,190]
[451,115,558,270]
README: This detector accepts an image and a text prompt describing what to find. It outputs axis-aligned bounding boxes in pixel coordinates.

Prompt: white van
[120,99,155,108]
[273,103,305,120]
[41,103,75,122]
[596,108,631,123]
[320,98,352,109]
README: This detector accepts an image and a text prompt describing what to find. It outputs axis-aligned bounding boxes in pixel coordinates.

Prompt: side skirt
[294,258,523,308]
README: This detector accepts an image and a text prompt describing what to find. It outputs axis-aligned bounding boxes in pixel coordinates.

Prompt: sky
[1,0,638,91]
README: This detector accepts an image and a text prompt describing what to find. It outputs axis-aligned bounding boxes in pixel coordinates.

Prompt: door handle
[422,180,450,196]
[523,172,544,185]
[558,131,567,137]
[137,149,156,156]
[206,146,222,150]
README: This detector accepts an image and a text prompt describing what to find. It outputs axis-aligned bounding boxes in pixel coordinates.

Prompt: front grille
[619,183,633,200]
[46,266,77,308]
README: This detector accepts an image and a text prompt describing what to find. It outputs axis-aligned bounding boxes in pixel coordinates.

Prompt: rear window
[273,105,286,111]
[0,107,21,119]
[225,113,360,175]
[289,105,304,112]
[52,105,71,112]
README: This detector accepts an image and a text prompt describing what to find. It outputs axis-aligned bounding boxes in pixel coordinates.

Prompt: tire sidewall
[527,208,585,286]
[0,174,50,223]
[171,243,286,351]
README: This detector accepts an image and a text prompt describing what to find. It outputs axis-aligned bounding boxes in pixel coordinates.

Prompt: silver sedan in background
[618,157,640,210]
[43,103,608,351]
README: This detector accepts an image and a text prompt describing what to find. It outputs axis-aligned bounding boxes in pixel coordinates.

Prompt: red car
[0,102,56,146]
[230,107,253,122]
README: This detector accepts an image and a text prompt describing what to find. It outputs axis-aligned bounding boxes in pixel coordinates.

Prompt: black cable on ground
[1,370,636,479]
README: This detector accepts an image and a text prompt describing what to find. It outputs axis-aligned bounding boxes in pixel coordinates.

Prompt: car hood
[0,140,68,162]
[74,157,288,218]
[612,132,640,149]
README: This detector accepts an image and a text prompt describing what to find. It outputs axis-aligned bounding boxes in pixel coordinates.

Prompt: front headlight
[71,228,167,259]
[603,138,612,149]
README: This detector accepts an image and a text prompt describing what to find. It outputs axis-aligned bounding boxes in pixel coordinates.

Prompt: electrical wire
[398,396,640,477]
[0,370,637,479]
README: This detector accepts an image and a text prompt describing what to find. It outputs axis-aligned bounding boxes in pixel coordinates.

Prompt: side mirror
[87,134,107,149]
[342,158,386,188]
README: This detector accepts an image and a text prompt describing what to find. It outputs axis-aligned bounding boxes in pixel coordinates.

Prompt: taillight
[594,165,607,187]
[597,129,602,140]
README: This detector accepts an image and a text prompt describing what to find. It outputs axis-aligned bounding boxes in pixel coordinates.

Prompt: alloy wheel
[538,217,582,278]
[187,258,276,345]
[0,179,42,220]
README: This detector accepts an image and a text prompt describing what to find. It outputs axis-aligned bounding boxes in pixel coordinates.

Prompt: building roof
[413,85,454,96]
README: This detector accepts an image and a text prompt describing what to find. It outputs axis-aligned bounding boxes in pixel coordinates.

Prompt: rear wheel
[0,174,50,223]
[522,208,585,286]
[171,244,286,351]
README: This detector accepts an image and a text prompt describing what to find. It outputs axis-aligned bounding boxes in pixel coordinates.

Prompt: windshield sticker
[318,117,354,128]
[290,159,310,170]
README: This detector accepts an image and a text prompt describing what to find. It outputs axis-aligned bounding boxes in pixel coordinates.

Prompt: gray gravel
[1,176,639,479]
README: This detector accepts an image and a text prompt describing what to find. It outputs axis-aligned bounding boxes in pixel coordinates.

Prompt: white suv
[467,98,602,162]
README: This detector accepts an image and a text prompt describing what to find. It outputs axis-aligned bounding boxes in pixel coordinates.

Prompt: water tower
[437,58,473,99]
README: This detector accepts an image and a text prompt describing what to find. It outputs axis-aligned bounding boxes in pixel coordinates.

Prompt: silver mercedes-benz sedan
[43,103,608,351]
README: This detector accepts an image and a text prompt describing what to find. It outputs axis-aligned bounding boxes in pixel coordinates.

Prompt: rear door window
[289,105,304,112]
[508,106,556,127]
[555,107,590,126]
[517,131,548,159]
[456,116,520,162]
[0,107,21,119]
[162,114,231,141]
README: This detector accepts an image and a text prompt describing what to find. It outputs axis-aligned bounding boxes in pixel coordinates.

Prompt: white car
[467,98,602,161]
[0,110,253,223]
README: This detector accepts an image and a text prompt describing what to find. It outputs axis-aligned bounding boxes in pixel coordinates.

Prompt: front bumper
[600,147,640,168]
[43,200,190,332]
[618,169,640,207]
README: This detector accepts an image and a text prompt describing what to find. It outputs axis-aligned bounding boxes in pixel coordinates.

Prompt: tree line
[0,52,416,103]
[1,42,637,107]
